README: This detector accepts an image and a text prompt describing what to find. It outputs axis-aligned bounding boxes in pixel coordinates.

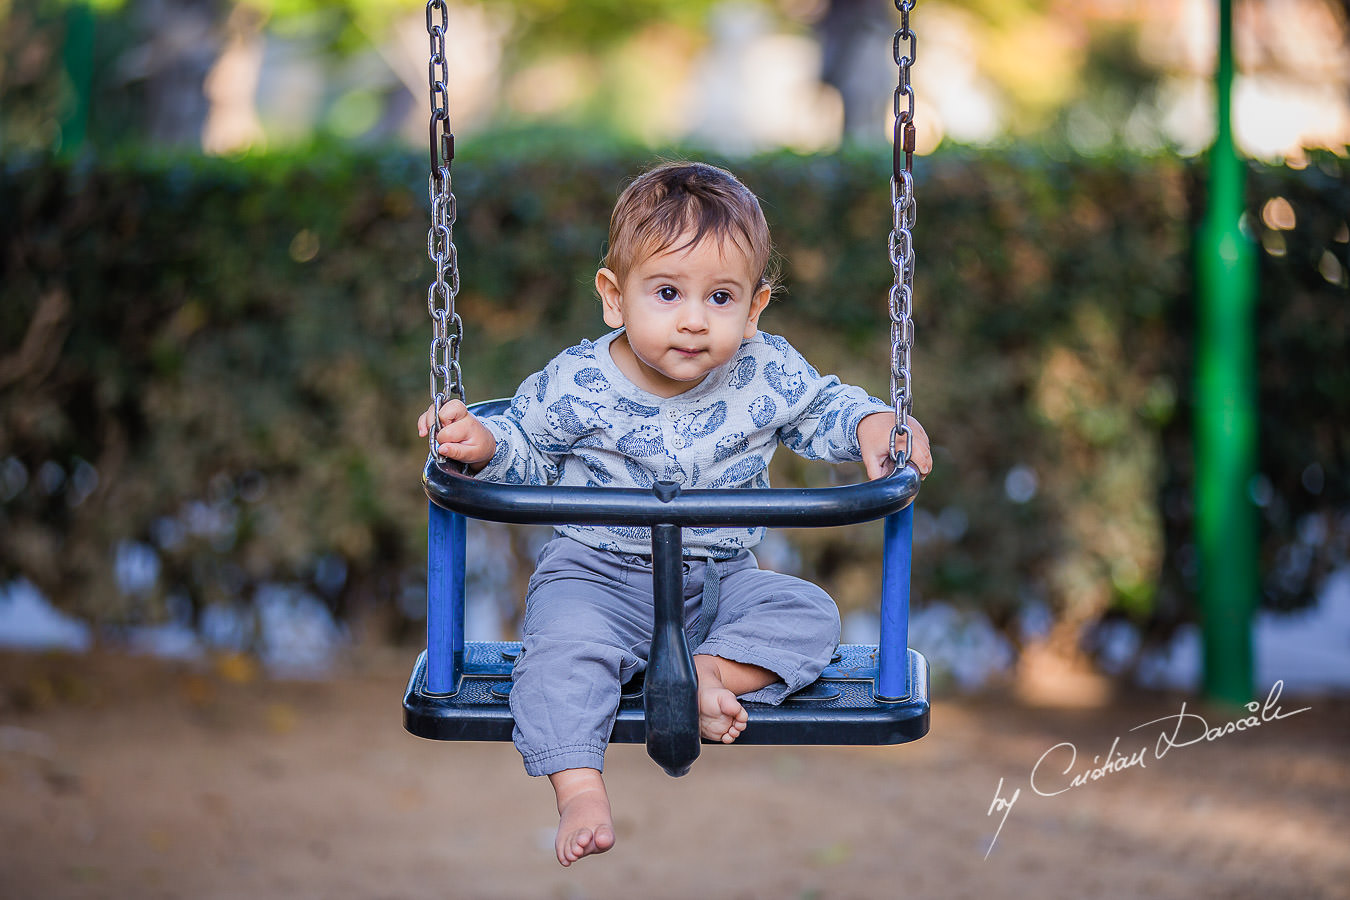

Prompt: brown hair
[603,161,777,292]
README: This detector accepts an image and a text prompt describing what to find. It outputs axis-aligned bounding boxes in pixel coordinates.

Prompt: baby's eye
[657,286,679,302]
[709,290,734,307]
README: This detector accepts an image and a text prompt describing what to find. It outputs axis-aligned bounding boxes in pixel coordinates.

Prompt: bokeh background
[3,3,1350,898]
[2,0,1348,706]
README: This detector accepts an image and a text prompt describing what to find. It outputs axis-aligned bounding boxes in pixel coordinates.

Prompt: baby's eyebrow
[640,272,751,292]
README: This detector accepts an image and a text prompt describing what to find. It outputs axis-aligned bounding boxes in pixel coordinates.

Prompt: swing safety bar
[404,400,930,777]
[421,444,922,530]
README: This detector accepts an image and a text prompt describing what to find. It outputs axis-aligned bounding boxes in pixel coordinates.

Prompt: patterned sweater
[476,329,891,558]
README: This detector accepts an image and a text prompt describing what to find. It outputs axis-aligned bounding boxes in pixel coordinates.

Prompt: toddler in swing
[417,161,932,867]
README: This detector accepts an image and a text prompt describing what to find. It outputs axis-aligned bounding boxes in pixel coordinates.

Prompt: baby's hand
[857,412,932,481]
[417,400,497,470]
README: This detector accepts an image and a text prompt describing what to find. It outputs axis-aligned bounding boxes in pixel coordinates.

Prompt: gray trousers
[509,535,841,776]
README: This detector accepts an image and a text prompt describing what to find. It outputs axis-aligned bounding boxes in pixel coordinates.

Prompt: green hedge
[1,144,1346,651]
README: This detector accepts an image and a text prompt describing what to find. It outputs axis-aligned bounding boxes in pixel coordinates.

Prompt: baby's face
[597,232,770,398]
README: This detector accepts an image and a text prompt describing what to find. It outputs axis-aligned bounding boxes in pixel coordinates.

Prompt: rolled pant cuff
[693,637,825,706]
[520,743,608,777]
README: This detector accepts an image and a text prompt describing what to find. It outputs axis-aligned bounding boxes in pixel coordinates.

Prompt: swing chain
[426,0,464,457]
[888,0,917,466]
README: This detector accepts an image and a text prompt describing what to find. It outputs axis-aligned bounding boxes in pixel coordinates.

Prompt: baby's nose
[678,302,708,331]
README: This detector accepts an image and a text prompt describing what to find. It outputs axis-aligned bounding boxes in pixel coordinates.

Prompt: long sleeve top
[476,329,891,558]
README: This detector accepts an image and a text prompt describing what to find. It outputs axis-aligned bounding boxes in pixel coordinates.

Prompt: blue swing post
[876,505,915,701]
[425,502,466,695]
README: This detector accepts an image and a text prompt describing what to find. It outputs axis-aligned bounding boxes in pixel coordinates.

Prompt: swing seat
[404,400,929,774]
[410,0,929,778]
[403,642,929,745]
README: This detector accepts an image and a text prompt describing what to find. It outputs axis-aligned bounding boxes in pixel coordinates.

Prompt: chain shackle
[425,0,464,457]
[888,0,918,466]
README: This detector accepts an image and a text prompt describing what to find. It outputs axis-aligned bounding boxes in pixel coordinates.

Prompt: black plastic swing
[404,0,929,777]
[403,401,931,777]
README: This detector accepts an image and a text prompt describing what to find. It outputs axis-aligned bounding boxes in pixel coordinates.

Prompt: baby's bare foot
[550,769,615,867]
[699,684,749,743]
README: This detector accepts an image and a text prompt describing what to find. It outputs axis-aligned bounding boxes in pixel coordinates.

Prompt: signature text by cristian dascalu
[983,680,1311,858]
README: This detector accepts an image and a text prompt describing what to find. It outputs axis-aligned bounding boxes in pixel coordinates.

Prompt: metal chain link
[426,0,464,457]
[419,3,908,466]
[888,0,917,466]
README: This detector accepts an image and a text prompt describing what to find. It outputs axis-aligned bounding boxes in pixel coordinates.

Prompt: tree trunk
[123,0,225,148]
[816,0,896,143]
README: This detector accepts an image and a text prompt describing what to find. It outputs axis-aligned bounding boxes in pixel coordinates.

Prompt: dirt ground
[1,644,1347,900]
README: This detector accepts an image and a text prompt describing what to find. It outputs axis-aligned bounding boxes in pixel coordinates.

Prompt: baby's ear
[596,268,625,328]
[743,282,772,338]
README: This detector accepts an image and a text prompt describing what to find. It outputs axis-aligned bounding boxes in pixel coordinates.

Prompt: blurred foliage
[1,1,178,152]
[8,0,1296,159]
[1,0,731,154]
[255,0,724,53]
[2,144,1347,656]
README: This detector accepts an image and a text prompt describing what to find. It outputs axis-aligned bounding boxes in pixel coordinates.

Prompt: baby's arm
[417,399,498,472]
[857,412,932,481]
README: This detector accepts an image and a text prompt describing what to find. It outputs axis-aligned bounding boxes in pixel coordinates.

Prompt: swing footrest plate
[403,642,930,746]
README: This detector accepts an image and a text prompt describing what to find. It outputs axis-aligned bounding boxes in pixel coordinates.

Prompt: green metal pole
[60,3,96,156]
[1195,0,1258,706]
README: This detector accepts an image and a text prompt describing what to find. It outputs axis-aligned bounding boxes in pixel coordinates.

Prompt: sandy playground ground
[1,643,1347,900]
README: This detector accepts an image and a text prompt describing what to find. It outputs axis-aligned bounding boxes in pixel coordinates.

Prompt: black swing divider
[403,400,931,777]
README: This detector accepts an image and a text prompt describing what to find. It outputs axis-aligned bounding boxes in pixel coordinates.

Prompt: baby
[419,161,932,866]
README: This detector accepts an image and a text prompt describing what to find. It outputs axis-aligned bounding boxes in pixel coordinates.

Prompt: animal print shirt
[476,329,891,558]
